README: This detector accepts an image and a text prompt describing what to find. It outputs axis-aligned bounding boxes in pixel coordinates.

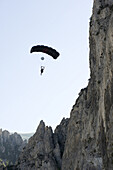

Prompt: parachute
[30,45,60,59]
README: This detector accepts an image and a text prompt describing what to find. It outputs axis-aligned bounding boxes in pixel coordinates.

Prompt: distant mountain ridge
[0,129,27,167]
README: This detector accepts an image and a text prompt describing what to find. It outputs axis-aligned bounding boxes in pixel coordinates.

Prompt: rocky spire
[16,118,69,170]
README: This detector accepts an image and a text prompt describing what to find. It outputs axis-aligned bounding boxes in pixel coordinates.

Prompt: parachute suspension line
[40,56,45,67]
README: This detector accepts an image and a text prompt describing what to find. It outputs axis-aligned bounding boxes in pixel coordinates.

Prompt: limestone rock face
[62,0,113,169]
[16,119,69,170]
[15,0,113,169]
[0,129,26,165]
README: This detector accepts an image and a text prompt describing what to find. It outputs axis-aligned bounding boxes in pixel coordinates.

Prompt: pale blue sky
[0,0,93,133]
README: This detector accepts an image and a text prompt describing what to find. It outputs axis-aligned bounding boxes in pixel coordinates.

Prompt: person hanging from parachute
[30,45,60,75]
[40,66,45,75]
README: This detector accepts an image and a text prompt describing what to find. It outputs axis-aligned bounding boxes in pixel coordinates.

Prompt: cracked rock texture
[0,129,26,165]
[16,118,69,170]
[15,0,113,169]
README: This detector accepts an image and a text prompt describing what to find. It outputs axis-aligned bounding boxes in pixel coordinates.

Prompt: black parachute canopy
[30,45,60,59]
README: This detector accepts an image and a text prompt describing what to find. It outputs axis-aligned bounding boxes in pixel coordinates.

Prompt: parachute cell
[30,45,60,59]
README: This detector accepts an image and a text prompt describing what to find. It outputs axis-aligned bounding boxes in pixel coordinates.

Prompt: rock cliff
[0,129,26,166]
[16,118,69,170]
[62,1,113,169]
[15,0,113,169]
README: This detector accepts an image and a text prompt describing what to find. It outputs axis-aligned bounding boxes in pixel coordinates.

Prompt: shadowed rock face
[15,0,113,169]
[16,118,69,170]
[0,129,26,165]
[62,1,113,169]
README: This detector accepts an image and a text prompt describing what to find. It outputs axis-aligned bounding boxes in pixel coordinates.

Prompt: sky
[0,0,93,133]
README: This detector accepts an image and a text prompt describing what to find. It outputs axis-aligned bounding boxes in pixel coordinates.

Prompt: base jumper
[40,66,45,75]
